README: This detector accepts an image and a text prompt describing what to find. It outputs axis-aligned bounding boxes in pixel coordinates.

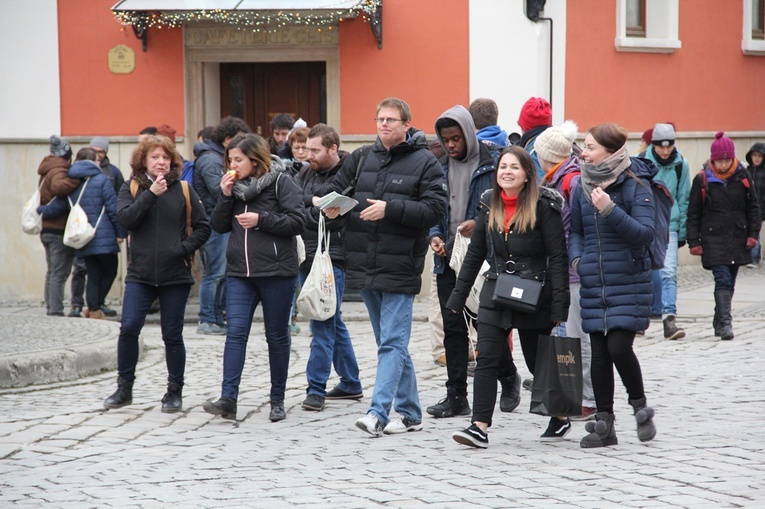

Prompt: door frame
[183,24,340,144]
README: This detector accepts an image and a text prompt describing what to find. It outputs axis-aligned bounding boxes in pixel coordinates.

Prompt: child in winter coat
[687,133,760,340]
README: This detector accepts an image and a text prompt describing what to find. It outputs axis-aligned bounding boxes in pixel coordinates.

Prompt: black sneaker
[426,390,471,418]
[325,386,363,400]
[101,305,118,317]
[302,393,325,411]
[452,424,489,448]
[539,417,572,442]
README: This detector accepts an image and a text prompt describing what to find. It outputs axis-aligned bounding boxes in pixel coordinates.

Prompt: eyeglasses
[374,117,404,125]
[292,145,307,152]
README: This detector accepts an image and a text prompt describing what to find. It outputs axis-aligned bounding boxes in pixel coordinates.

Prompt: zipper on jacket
[244,204,251,277]
[594,209,608,333]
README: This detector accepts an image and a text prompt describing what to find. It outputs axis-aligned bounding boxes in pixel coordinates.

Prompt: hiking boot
[197,322,226,335]
[104,377,133,409]
[663,315,685,340]
[355,413,383,437]
[629,397,656,442]
[301,394,325,411]
[269,400,286,422]
[68,306,82,318]
[161,382,183,413]
[383,417,423,434]
[499,372,521,413]
[325,386,363,400]
[202,397,237,420]
[452,424,489,449]
[580,412,618,448]
[426,388,471,418]
[101,305,118,317]
[539,417,572,442]
[522,378,533,391]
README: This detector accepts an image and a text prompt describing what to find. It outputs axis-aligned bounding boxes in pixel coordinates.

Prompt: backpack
[180,160,194,185]
[623,169,674,270]
[63,178,105,249]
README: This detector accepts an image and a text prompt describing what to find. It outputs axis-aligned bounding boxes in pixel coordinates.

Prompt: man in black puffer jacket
[323,97,447,437]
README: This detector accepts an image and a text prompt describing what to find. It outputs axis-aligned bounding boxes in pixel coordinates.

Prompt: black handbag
[491,260,545,313]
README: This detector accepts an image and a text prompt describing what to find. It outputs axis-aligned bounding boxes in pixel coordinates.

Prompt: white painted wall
[0,0,61,138]
[469,0,567,136]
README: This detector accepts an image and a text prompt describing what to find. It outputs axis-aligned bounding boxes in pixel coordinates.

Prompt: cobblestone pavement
[1,265,765,507]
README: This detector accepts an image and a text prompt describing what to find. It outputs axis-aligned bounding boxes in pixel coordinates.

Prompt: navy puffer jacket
[568,158,656,334]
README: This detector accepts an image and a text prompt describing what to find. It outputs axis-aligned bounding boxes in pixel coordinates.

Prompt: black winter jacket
[193,139,225,216]
[447,188,570,330]
[117,173,211,287]
[295,152,350,271]
[211,171,306,278]
[327,129,447,294]
[746,143,765,221]
[687,163,761,269]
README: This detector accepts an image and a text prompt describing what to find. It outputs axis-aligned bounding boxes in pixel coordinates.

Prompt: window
[615,0,680,53]
[744,0,765,54]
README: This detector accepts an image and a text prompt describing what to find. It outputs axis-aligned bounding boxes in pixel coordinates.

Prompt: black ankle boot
[269,400,286,422]
[426,387,471,418]
[629,397,656,442]
[161,382,183,413]
[203,397,237,420]
[104,377,133,409]
[499,372,521,412]
[580,411,618,448]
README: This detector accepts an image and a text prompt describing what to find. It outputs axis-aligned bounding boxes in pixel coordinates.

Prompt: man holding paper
[295,124,364,412]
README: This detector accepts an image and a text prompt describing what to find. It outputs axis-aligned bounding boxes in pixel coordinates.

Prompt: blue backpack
[180,160,194,185]
[623,167,674,270]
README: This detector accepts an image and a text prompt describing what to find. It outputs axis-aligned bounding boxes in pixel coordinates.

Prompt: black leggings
[589,329,645,414]
[83,254,118,312]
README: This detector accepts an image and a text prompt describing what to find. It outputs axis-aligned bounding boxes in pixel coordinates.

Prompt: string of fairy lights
[112,0,381,33]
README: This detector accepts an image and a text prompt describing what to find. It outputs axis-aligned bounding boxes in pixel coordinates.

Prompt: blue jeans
[300,266,362,397]
[221,275,295,401]
[650,270,663,316]
[360,290,421,427]
[199,230,230,325]
[118,282,191,384]
[40,232,75,315]
[659,231,679,317]
[712,265,739,293]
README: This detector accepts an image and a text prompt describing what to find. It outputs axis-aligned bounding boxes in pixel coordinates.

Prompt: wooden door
[220,62,326,136]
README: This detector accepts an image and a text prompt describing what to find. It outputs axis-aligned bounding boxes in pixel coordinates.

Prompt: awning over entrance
[111,0,382,49]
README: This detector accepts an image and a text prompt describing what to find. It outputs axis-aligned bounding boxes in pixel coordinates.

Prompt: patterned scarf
[580,145,631,202]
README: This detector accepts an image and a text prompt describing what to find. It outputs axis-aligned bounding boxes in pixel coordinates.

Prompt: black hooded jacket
[746,142,765,221]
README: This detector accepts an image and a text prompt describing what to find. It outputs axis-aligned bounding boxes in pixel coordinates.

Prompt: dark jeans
[711,265,739,293]
[589,329,645,414]
[472,323,551,427]
[83,254,118,312]
[437,265,470,395]
[117,282,191,384]
[221,275,295,401]
[71,257,87,308]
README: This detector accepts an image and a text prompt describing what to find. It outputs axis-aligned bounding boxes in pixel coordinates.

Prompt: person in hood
[687,133,760,340]
[321,97,447,437]
[37,135,79,316]
[103,135,210,414]
[203,133,306,424]
[745,142,765,266]
[568,124,658,449]
[426,105,496,421]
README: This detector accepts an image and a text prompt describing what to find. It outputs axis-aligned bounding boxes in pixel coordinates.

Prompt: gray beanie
[49,135,71,157]
[652,123,676,146]
[90,136,109,153]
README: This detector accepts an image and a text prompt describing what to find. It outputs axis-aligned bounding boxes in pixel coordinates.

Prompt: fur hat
[652,123,676,147]
[534,120,578,164]
[710,131,735,161]
[49,135,71,158]
[90,136,109,153]
[156,124,176,144]
[517,97,552,132]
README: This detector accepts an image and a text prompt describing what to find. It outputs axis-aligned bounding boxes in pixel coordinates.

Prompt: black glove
[678,240,686,248]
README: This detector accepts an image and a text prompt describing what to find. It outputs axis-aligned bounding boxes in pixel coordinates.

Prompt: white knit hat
[534,120,578,164]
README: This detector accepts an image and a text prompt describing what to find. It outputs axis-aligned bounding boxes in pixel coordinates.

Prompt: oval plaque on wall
[108,44,135,74]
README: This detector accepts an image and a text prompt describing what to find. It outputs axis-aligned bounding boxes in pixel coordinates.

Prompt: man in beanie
[37,136,81,316]
[427,105,496,420]
[687,132,760,340]
[536,121,596,422]
[517,97,552,180]
[641,123,690,340]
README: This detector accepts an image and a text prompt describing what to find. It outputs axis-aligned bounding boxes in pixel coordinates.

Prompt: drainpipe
[525,0,553,108]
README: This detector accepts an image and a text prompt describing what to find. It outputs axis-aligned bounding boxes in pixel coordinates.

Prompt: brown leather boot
[85,309,104,319]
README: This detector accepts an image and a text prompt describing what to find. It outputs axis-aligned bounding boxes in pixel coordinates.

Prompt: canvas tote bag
[296,214,336,321]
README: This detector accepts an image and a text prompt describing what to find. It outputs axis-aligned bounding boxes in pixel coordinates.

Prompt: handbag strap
[317,213,330,254]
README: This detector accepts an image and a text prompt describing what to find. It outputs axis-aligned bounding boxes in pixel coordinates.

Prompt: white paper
[317,192,358,216]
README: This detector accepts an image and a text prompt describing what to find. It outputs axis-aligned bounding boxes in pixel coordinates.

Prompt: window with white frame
[743,0,765,54]
[615,0,680,53]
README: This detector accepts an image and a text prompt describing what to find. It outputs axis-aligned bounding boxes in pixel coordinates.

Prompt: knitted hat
[517,97,552,132]
[652,123,676,147]
[641,129,653,145]
[49,135,71,158]
[710,131,735,161]
[534,120,578,164]
[156,124,176,144]
[90,136,109,153]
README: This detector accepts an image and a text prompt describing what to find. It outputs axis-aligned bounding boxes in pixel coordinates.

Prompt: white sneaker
[383,417,423,434]
[355,413,383,437]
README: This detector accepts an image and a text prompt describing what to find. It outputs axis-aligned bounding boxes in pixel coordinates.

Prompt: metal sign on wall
[108,44,136,74]
[185,25,339,49]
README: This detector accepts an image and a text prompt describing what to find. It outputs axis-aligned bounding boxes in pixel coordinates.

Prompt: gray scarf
[231,158,286,201]
[580,145,631,202]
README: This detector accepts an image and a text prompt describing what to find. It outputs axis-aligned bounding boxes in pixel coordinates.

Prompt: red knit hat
[710,131,735,161]
[157,124,177,144]
[517,97,552,132]
[641,128,653,145]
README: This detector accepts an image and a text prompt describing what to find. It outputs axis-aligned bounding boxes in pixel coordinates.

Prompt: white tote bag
[296,214,337,321]
[21,178,45,235]
[465,260,491,315]
[63,178,104,249]
[449,231,471,275]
